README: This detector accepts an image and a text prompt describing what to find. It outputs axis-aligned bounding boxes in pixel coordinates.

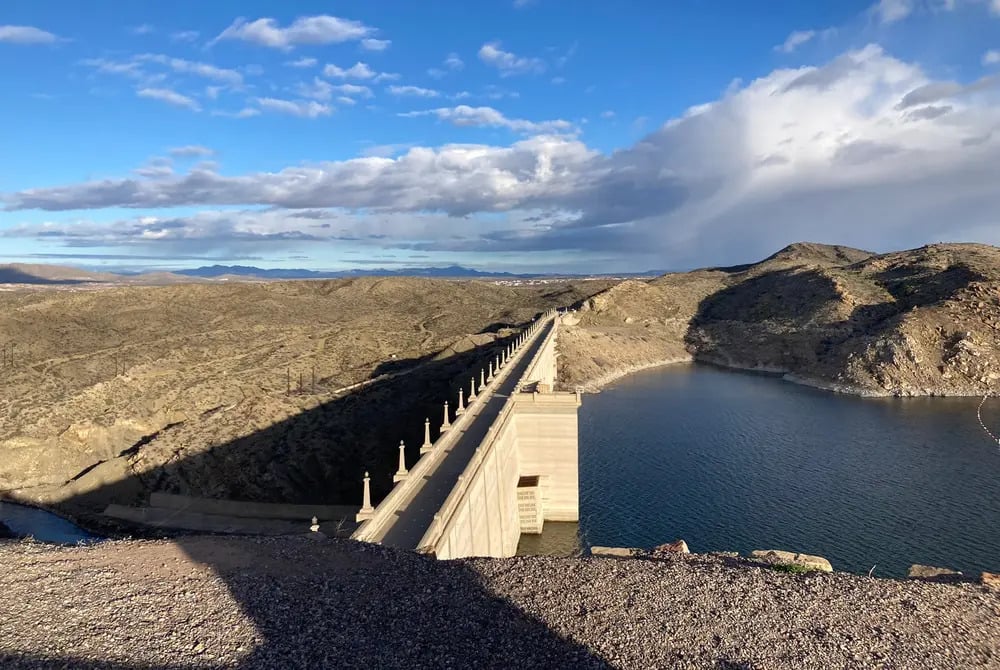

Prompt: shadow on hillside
[0,268,91,285]
[2,318,612,668]
[684,264,984,372]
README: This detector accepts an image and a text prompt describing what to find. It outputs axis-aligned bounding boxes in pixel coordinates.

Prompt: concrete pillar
[496,354,502,371]
[480,368,486,389]
[487,361,495,383]
[456,387,465,415]
[469,377,477,403]
[420,418,433,454]
[393,441,409,483]
[356,471,374,521]
[441,401,451,433]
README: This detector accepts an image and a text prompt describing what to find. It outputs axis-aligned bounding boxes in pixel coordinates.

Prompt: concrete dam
[351,310,581,559]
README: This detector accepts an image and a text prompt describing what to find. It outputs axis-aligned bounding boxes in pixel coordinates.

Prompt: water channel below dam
[518,364,1000,578]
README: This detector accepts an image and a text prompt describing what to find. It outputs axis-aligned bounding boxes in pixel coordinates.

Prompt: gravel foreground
[0,536,997,669]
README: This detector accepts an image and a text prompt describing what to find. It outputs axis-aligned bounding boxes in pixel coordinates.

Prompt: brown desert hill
[0,276,613,519]
[559,242,1000,397]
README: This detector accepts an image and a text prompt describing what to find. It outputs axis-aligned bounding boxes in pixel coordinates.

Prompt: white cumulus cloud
[214,15,373,50]
[478,42,545,76]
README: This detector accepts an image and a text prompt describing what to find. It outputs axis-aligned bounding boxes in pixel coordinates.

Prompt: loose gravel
[0,536,996,669]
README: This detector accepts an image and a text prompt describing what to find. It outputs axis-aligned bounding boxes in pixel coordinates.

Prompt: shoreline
[571,355,693,392]
[577,351,989,399]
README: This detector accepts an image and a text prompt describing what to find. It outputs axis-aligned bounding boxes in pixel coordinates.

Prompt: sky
[1,0,999,273]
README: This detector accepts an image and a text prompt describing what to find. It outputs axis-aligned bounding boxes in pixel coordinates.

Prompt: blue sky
[1,0,999,273]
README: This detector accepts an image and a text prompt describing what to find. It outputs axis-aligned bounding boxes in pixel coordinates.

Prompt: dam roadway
[377,318,556,550]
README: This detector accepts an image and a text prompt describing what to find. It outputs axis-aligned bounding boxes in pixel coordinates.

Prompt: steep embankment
[560,243,1000,397]
[0,277,611,514]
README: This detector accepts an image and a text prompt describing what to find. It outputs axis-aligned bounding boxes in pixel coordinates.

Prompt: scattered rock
[908,564,963,581]
[652,539,690,554]
[590,546,642,558]
[980,572,1000,590]
[750,550,833,572]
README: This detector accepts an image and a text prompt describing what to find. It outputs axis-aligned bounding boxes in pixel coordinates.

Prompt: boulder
[590,546,642,558]
[750,550,833,572]
[653,540,690,554]
[908,564,963,580]
[980,572,1000,590]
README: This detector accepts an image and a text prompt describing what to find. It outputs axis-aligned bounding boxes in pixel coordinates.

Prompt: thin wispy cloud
[389,85,440,98]
[255,97,332,118]
[137,87,201,111]
[0,25,61,44]
[169,145,214,158]
[775,30,817,53]
[170,30,200,43]
[361,38,391,52]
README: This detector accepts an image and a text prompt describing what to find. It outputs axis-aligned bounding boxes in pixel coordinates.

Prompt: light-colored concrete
[353,311,580,560]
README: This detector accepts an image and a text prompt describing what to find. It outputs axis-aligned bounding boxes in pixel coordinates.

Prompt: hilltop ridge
[560,242,1000,397]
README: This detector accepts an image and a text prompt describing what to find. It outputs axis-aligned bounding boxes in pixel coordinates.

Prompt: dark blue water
[522,364,1000,578]
[0,501,101,544]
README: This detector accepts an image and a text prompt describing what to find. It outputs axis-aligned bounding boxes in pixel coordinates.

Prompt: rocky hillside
[0,277,611,515]
[559,243,1000,397]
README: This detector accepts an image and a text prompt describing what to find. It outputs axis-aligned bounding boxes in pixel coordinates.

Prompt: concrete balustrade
[456,388,465,415]
[353,310,570,556]
[356,472,374,522]
[420,418,433,455]
[441,401,451,433]
[393,441,409,483]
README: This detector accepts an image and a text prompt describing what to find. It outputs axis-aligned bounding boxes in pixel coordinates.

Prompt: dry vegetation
[0,277,612,517]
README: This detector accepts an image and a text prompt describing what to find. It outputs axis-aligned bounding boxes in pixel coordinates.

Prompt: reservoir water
[518,364,1000,578]
[0,501,101,545]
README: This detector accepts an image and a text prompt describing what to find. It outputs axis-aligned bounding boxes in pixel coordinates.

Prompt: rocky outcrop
[589,546,643,557]
[981,572,1000,590]
[750,549,834,572]
[908,564,964,581]
[653,539,690,554]
[560,242,1000,397]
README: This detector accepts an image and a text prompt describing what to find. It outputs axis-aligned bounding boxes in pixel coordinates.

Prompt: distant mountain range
[0,262,666,286]
[172,264,525,279]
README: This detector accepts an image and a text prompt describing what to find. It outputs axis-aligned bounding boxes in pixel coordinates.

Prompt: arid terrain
[560,242,1000,398]
[4,242,1000,523]
[0,276,612,519]
[1,536,997,669]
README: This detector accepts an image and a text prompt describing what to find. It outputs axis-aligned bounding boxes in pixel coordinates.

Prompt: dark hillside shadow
[0,268,91,285]
[685,264,984,375]
[1,320,612,668]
